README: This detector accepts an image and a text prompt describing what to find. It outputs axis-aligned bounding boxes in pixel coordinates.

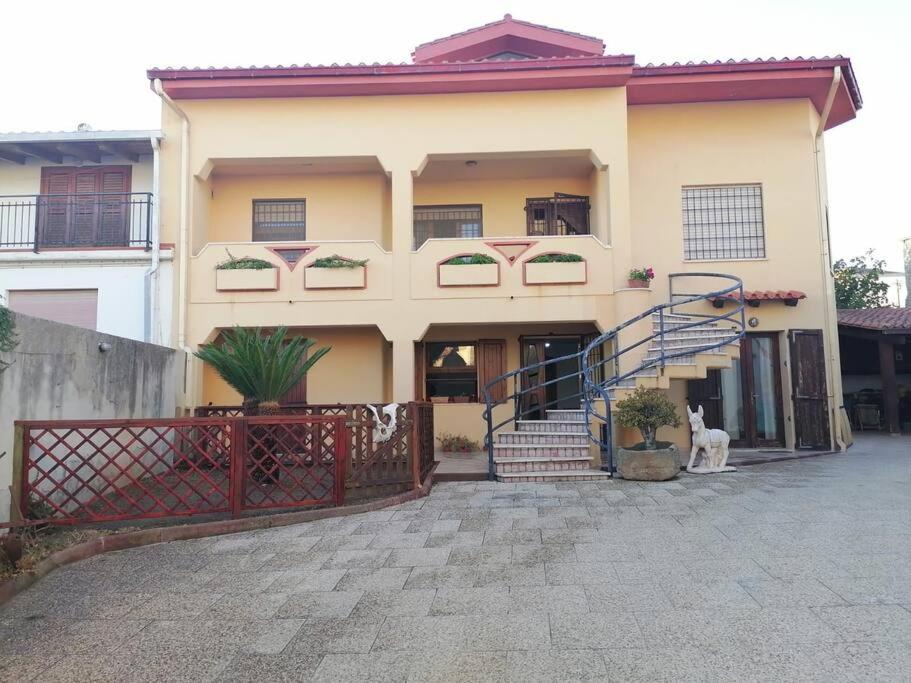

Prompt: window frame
[412,204,483,250]
[424,341,479,402]
[681,184,767,261]
[252,198,307,242]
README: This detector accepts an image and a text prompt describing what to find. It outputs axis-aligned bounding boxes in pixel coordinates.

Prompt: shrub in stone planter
[525,253,586,285]
[614,387,681,480]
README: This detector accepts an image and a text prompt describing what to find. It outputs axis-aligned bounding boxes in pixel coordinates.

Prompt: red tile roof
[413,14,603,50]
[713,290,807,302]
[837,307,911,332]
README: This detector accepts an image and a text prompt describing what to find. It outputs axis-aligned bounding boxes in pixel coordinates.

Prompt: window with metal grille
[682,185,766,260]
[525,194,590,236]
[413,205,482,249]
[252,199,306,242]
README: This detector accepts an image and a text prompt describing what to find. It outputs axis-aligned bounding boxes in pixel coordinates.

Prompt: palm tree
[194,326,330,415]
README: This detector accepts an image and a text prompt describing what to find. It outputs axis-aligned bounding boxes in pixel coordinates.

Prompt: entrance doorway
[687,333,785,448]
[519,336,583,420]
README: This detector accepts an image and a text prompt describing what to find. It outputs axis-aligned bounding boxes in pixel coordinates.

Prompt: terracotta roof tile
[837,307,911,331]
[712,290,807,302]
[413,14,603,50]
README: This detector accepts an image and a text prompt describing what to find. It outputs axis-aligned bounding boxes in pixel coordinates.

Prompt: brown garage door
[7,289,98,330]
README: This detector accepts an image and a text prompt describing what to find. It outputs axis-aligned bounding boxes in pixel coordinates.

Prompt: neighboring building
[0,129,172,344]
[149,15,861,469]
[838,307,911,434]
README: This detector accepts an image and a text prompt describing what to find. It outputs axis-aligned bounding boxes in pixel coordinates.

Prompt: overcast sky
[1,0,906,268]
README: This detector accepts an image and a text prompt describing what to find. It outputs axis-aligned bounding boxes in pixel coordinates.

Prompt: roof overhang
[148,57,635,100]
[629,58,861,129]
[0,130,160,165]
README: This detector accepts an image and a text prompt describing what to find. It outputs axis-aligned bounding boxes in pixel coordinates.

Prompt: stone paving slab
[2,434,911,681]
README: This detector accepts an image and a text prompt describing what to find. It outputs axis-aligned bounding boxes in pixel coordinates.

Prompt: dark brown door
[38,166,131,247]
[519,338,547,420]
[789,329,831,449]
[687,333,784,448]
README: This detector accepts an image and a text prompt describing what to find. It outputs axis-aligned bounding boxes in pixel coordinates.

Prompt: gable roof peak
[412,15,605,64]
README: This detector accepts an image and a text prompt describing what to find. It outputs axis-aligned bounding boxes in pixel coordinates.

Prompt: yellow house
[148,15,861,480]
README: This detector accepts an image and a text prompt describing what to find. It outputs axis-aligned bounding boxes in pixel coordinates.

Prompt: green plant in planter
[217,250,274,270]
[436,432,481,453]
[444,253,496,265]
[528,253,583,263]
[311,254,369,268]
[615,387,680,450]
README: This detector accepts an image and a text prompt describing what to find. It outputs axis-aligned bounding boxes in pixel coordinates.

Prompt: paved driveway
[2,434,910,681]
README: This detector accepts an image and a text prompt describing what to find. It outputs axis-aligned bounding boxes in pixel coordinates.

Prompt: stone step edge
[498,431,591,438]
[494,443,590,450]
[495,470,612,480]
[517,420,586,425]
[494,455,593,464]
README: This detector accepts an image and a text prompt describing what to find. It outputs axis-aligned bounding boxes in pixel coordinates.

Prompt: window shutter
[414,342,425,401]
[8,289,98,330]
[477,339,507,402]
[98,168,131,246]
[38,171,73,246]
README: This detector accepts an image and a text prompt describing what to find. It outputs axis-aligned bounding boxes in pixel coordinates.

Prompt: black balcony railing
[0,192,153,251]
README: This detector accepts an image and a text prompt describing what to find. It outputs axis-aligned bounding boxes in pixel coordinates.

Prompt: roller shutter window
[7,289,99,330]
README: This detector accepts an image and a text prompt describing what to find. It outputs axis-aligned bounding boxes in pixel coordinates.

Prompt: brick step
[495,470,612,482]
[493,443,591,458]
[497,431,589,445]
[494,456,593,474]
[646,338,737,352]
[516,420,587,433]
[545,409,585,421]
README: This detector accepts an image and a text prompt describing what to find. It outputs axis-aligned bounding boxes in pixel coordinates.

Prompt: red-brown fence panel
[238,415,347,512]
[19,418,234,523]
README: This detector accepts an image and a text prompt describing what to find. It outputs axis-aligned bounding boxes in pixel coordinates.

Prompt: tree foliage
[0,300,18,373]
[615,387,680,450]
[833,250,890,309]
[194,327,330,405]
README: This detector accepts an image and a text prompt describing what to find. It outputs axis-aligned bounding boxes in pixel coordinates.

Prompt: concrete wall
[0,312,185,522]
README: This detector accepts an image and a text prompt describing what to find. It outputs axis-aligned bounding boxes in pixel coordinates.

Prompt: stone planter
[215,267,279,292]
[438,262,499,287]
[524,260,587,285]
[627,279,649,289]
[305,265,366,289]
[616,442,679,481]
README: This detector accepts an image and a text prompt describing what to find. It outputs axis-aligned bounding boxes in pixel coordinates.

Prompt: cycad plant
[194,326,330,415]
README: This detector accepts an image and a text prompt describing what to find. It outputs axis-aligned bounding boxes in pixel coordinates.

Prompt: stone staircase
[491,311,740,483]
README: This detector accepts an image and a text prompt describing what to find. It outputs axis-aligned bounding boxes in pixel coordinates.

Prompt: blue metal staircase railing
[482,273,746,480]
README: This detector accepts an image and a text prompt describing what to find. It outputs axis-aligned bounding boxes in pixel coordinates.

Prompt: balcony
[0,193,153,250]
[411,235,613,300]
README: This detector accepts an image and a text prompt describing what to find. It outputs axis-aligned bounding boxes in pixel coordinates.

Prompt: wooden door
[789,329,831,449]
[38,166,131,247]
[519,338,547,420]
[686,369,724,431]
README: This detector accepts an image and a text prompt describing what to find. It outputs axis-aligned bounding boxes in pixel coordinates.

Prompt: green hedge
[444,253,496,265]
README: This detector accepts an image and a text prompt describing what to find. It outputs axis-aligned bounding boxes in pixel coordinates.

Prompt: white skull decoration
[366,403,399,444]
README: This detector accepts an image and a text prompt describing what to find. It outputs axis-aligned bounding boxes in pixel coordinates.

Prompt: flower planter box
[627,279,649,289]
[524,260,587,285]
[305,265,366,290]
[215,267,279,292]
[438,263,499,287]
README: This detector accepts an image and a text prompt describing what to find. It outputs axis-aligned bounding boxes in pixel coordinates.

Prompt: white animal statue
[366,403,400,444]
[686,404,736,474]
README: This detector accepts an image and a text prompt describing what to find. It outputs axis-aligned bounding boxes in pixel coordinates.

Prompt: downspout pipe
[152,79,194,409]
[143,136,162,344]
[813,67,846,450]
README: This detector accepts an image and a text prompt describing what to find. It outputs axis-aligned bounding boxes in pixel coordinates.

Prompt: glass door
[519,337,583,420]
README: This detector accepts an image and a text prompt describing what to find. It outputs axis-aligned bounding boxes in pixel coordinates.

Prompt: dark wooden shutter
[98,168,131,246]
[478,339,507,402]
[279,347,309,405]
[72,170,101,246]
[38,170,73,246]
[414,342,425,401]
[789,329,831,449]
[687,370,723,430]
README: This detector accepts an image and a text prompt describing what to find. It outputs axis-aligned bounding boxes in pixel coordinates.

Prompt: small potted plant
[614,387,681,481]
[305,254,368,289]
[436,433,481,454]
[628,266,654,289]
[215,252,279,291]
[438,253,499,287]
[524,253,587,285]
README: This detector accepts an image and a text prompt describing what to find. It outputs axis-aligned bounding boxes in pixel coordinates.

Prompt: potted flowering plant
[628,266,654,289]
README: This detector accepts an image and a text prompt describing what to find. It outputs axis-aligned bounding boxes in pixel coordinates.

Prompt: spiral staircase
[483,274,746,482]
